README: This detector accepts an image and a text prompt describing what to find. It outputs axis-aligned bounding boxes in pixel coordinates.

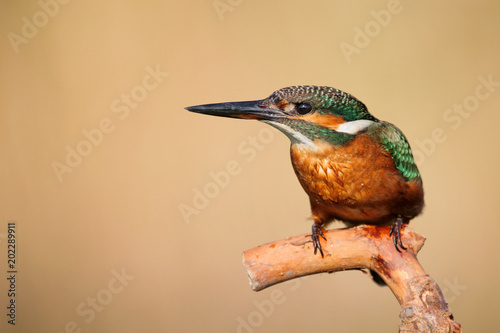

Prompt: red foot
[390,215,407,252]
[312,224,327,257]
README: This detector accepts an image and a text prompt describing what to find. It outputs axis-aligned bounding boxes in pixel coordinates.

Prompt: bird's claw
[312,224,327,258]
[390,215,407,252]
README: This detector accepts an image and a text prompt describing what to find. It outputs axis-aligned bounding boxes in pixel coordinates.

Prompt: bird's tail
[370,270,387,286]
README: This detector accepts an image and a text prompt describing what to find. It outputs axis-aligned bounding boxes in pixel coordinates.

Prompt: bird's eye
[297,103,312,115]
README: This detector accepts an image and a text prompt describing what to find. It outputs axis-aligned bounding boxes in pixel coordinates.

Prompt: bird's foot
[311,224,327,258]
[390,215,407,253]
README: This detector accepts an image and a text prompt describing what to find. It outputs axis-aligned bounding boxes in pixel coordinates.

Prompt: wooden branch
[242,225,461,332]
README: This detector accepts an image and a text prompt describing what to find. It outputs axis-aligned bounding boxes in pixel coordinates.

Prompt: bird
[186,85,424,257]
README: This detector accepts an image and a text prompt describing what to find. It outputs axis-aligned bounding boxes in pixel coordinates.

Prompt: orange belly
[290,134,424,225]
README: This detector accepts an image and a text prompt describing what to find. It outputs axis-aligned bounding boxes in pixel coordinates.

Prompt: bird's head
[186,86,378,147]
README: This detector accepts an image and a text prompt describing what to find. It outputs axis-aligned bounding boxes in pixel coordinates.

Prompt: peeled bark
[242,225,461,332]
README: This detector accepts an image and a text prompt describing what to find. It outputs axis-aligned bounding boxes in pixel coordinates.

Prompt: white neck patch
[335,119,375,134]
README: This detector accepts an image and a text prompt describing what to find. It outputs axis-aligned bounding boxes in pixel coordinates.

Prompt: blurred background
[1,0,499,332]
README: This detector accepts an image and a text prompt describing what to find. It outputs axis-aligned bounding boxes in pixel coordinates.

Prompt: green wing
[369,121,421,181]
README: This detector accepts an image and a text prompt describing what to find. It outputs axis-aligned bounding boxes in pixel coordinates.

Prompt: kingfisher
[186,86,424,257]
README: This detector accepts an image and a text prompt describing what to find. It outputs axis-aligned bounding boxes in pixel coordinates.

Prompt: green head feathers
[264,85,377,122]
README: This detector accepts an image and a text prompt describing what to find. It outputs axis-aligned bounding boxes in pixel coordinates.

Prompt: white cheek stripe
[262,121,316,148]
[335,119,375,134]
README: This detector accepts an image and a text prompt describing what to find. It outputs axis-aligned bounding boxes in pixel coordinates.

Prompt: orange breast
[290,133,423,224]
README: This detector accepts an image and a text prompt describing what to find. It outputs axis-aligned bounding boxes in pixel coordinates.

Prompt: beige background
[1,1,499,332]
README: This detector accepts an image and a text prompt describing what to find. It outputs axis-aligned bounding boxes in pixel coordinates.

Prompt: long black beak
[185,99,284,121]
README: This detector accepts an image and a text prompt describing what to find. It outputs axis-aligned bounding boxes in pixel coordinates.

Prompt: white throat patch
[262,121,316,148]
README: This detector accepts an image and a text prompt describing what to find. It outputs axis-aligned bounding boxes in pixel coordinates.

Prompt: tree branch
[242,225,461,332]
